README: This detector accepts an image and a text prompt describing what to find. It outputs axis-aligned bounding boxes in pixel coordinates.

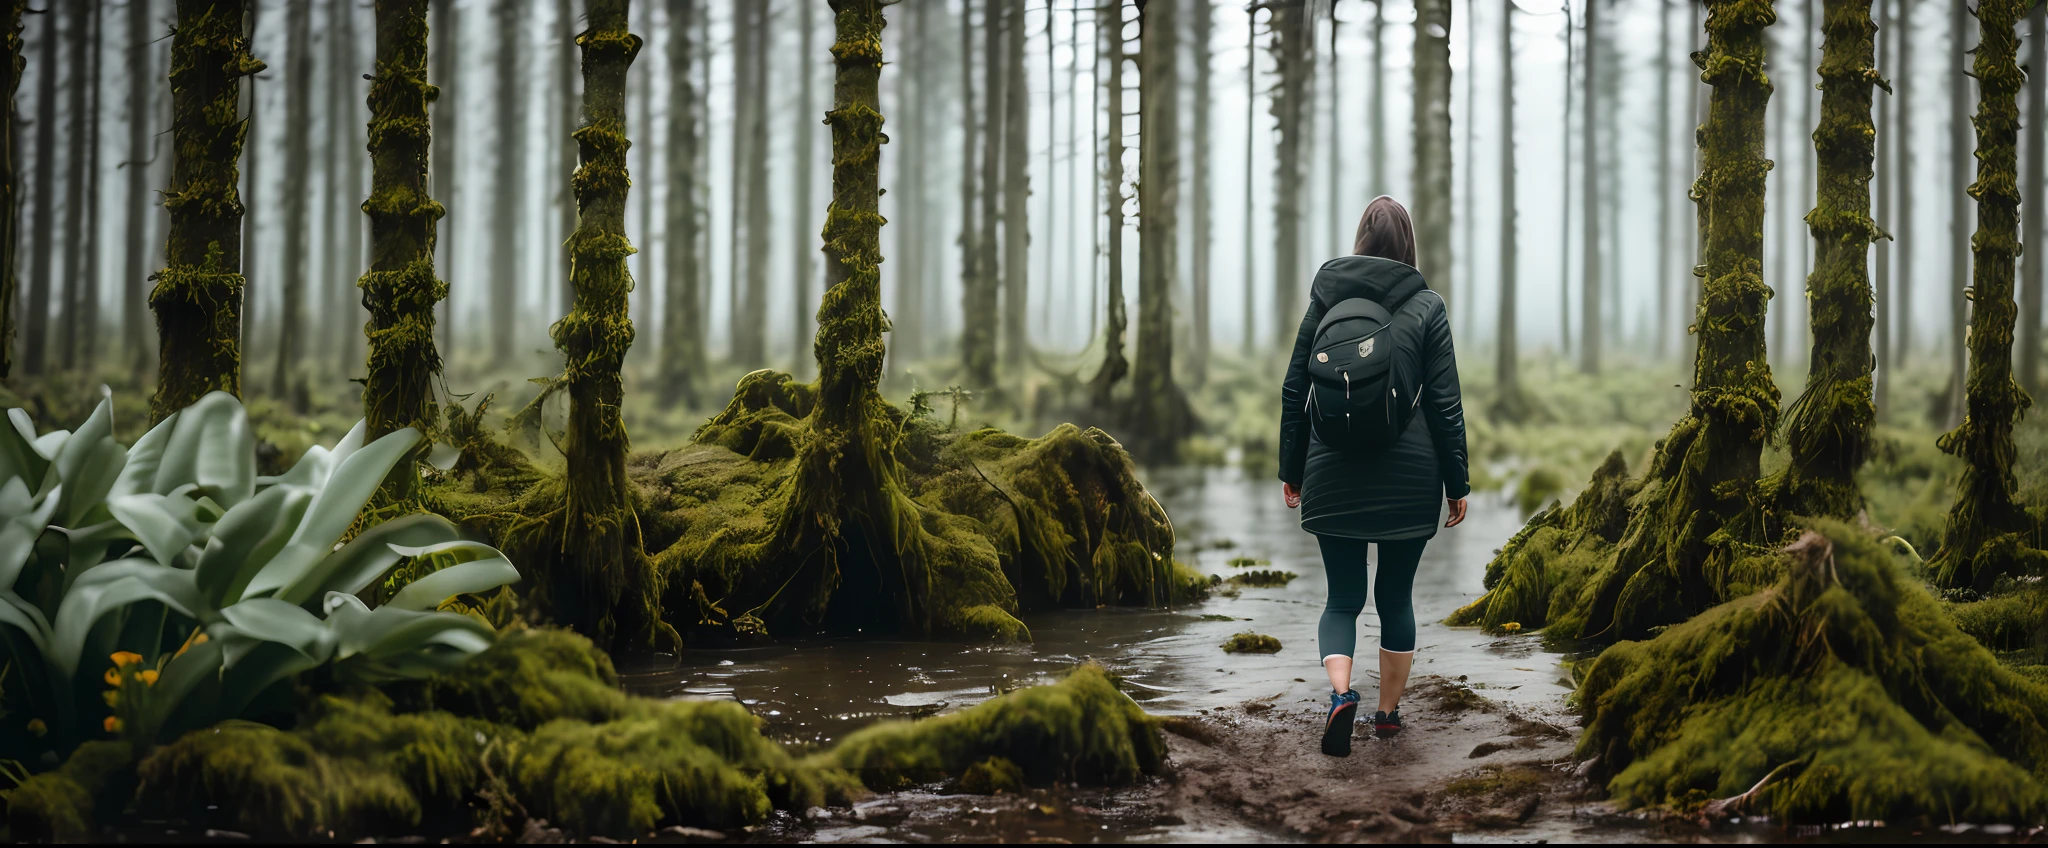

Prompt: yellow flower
[104,667,122,687]
[138,669,160,686]
[174,631,209,659]
[103,716,122,734]
[110,651,144,668]
[103,690,120,708]
[26,718,46,737]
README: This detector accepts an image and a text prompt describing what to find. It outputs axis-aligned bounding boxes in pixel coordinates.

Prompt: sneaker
[1322,690,1361,757]
[1372,709,1403,738]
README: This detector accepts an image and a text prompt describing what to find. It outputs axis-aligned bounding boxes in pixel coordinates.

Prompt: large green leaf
[153,392,254,507]
[48,560,204,682]
[0,478,59,589]
[195,483,316,606]
[215,598,337,670]
[272,512,463,607]
[0,408,47,489]
[52,400,127,526]
[238,428,420,601]
[383,554,521,612]
[323,593,495,681]
[107,493,212,569]
[0,592,51,652]
[112,409,180,499]
[56,520,137,589]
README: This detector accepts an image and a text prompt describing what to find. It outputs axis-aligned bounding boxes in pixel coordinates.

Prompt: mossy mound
[383,627,629,728]
[1576,521,2048,823]
[4,741,134,842]
[1220,633,1282,654]
[1944,588,2048,655]
[823,664,1165,791]
[1447,450,1642,638]
[636,370,1189,644]
[1225,569,1297,588]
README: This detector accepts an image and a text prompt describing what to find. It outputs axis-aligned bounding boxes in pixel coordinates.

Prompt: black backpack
[1305,290,1424,453]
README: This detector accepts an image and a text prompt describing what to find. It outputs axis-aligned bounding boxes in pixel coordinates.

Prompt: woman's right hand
[1283,482,1302,509]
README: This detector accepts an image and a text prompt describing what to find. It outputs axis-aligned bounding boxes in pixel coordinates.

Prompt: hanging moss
[3,741,132,842]
[1928,0,2048,591]
[359,0,447,507]
[1576,522,2048,822]
[824,664,1165,790]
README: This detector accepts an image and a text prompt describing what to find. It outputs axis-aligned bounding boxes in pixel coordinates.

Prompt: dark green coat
[1278,256,1470,540]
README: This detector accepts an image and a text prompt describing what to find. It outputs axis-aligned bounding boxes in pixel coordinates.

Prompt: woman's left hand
[1445,498,1468,528]
[1283,482,1302,509]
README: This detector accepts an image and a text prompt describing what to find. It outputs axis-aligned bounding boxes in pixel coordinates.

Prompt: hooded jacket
[1277,255,1470,540]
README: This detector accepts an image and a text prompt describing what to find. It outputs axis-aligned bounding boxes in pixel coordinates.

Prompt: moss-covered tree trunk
[271,0,311,409]
[1086,0,1127,404]
[1941,0,1970,428]
[557,0,579,318]
[1127,0,1191,461]
[151,0,263,422]
[1000,0,1028,370]
[1929,0,2042,590]
[791,0,817,376]
[360,0,445,504]
[1579,0,1780,641]
[1771,0,1881,521]
[553,0,660,645]
[0,0,21,380]
[1893,3,1913,365]
[1412,0,1451,294]
[429,0,455,355]
[1267,0,1306,346]
[659,0,704,407]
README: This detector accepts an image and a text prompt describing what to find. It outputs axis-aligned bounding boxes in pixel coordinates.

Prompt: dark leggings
[1315,535,1427,658]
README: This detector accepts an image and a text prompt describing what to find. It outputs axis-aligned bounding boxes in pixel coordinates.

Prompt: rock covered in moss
[1220,633,1282,654]
[1226,570,1297,588]
[1577,521,2048,822]
[136,721,421,839]
[956,756,1027,794]
[3,741,133,842]
[824,664,1165,791]
[383,627,628,729]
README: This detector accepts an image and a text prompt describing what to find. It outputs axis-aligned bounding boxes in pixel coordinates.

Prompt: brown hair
[1351,196,1418,268]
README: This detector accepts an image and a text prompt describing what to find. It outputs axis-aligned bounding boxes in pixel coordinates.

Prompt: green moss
[383,627,627,729]
[1442,766,1548,799]
[1446,451,1640,636]
[1225,555,1267,568]
[1576,521,2048,822]
[1515,467,1567,518]
[824,664,1164,790]
[1220,632,1282,654]
[1225,570,1297,588]
[1946,590,2047,655]
[2,741,131,842]
[136,722,418,838]
[957,756,1026,794]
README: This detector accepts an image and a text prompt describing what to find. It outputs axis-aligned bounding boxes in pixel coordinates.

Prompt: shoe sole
[1322,704,1358,757]
[1374,724,1402,739]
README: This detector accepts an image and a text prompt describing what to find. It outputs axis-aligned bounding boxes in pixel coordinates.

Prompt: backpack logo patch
[1358,338,1376,359]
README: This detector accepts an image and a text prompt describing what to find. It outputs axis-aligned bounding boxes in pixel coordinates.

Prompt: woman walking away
[1277,197,1470,757]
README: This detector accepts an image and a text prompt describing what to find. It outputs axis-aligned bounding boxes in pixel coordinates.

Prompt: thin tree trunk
[339,2,365,377]
[1368,0,1383,196]
[2017,0,2044,398]
[792,0,816,375]
[58,0,88,371]
[1190,0,1211,386]
[361,0,444,504]
[1042,0,1055,344]
[1000,0,1027,368]
[1930,0,2036,589]
[1658,0,1675,357]
[660,0,703,406]
[1086,0,1126,400]
[20,0,51,376]
[558,0,658,646]
[1240,1,1254,355]
[325,0,348,374]
[1130,0,1188,458]
[1270,0,1307,346]
[1873,0,1891,413]
[123,0,155,386]
[1792,0,1815,363]
[1943,0,1969,426]
[1412,0,1452,301]
[1491,0,1535,422]
[152,0,263,421]
[959,0,989,384]
[1559,1,1573,358]
[239,1,258,371]
[490,2,524,364]
[1327,11,1340,253]
[728,0,753,363]
[430,0,456,357]
[270,0,310,409]
[968,0,1003,388]
[0,0,20,379]
[1893,0,1912,365]
[892,0,924,370]
[558,0,579,318]
[741,8,771,367]
[1773,0,1879,521]
[1458,0,1475,340]
[1577,0,1599,374]
[77,0,103,378]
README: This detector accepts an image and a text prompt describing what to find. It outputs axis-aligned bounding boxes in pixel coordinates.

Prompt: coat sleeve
[1277,299,1325,486]
[1419,295,1471,500]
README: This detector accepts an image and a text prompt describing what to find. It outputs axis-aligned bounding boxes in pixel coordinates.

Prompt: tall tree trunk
[123,0,155,386]
[1239,1,1253,355]
[727,0,751,363]
[1893,0,1913,364]
[557,0,658,646]
[360,0,445,504]
[489,2,524,364]
[1792,0,1816,363]
[1577,0,1599,374]
[0,0,20,379]
[1491,1,1536,422]
[741,8,771,367]
[270,0,311,409]
[152,0,263,421]
[76,0,104,378]
[966,0,1003,389]
[1000,0,1028,369]
[1412,0,1451,300]
[1130,0,1189,458]
[1873,0,1892,412]
[1189,0,1211,386]
[20,0,51,376]
[1580,0,1780,641]
[659,0,703,406]
[1559,2,1573,358]
[1269,0,1306,346]
[1368,0,1383,195]
[1772,0,1879,521]
[324,0,348,374]
[792,0,816,375]
[958,0,989,385]
[2018,0,2044,398]
[1942,0,1969,427]
[1457,0,1475,340]
[557,0,578,317]
[57,0,87,371]
[891,0,924,372]
[339,2,366,377]
[1087,0,1126,400]
[1930,0,2038,589]
[430,0,456,357]
[1658,0,1675,357]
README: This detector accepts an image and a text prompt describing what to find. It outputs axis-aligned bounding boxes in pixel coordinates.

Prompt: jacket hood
[1310,255,1429,309]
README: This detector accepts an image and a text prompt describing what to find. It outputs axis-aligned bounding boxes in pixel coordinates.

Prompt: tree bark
[1368,0,1383,196]
[1239,1,1253,354]
[124,0,156,385]
[338,1,365,377]
[1580,0,1781,641]
[324,0,350,374]
[57,0,90,371]
[151,0,263,421]
[1559,1,1573,357]
[1929,0,2039,589]
[1893,0,1912,364]
[0,0,19,380]
[360,0,445,505]
[1942,0,1969,427]
[20,0,51,376]
[1268,0,1307,347]
[741,7,771,367]
[2018,0,2044,398]
[1490,0,1537,423]
[1189,0,1211,386]
[658,0,703,406]
[1000,0,1028,369]
[1772,0,1880,521]
[270,0,311,408]
[1658,0,1675,358]
[557,0,658,646]
[429,0,455,357]
[971,0,1002,387]
[1412,0,1452,302]
[1129,0,1189,459]
[1872,0,1891,412]
[557,0,578,318]
[1577,0,1599,374]
[1086,0,1126,402]
[792,0,816,375]
[489,1,524,364]
[958,0,986,383]
[73,0,104,378]
[890,0,925,372]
